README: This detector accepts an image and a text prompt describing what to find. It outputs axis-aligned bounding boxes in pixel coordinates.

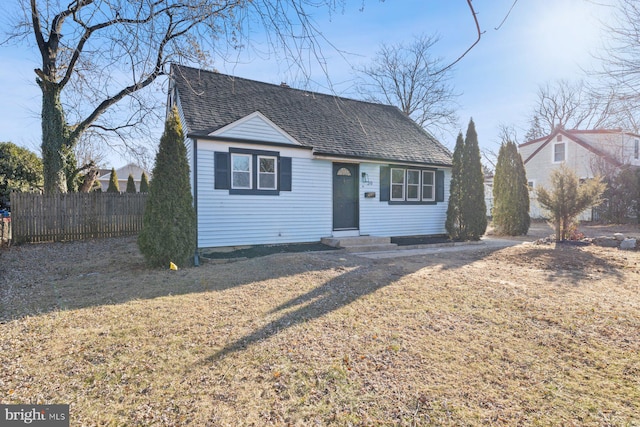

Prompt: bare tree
[3,0,352,193]
[355,34,460,138]
[3,1,491,193]
[598,0,640,107]
[526,80,612,138]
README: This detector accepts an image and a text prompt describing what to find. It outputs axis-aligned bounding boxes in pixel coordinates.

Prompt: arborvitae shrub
[126,173,136,193]
[446,119,487,240]
[140,172,150,192]
[492,140,530,235]
[106,168,120,193]
[446,132,464,239]
[137,106,196,267]
[460,119,487,240]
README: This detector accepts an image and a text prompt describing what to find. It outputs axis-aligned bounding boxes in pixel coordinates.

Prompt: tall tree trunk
[40,81,70,194]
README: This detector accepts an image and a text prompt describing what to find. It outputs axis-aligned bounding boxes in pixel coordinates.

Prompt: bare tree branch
[438,0,484,75]
[355,34,460,138]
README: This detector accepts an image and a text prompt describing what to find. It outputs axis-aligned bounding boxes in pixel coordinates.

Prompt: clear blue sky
[0,0,616,168]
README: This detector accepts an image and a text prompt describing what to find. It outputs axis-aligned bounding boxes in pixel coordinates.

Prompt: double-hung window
[553,142,565,163]
[231,153,252,189]
[406,170,420,201]
[385,167,439,203]
[258,156,277,190]
[216,148,292,195]
[391,168,406,201]
[422,170,435,201]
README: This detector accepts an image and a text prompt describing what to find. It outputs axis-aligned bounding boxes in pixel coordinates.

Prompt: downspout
[193,137,199,266]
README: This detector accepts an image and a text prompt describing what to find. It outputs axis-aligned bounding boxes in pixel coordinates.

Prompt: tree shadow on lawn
[201,244,517,363]
[200,241,630,363]
[505,242,625,286]
[202,259,415,363]
[1,235,515,323]
[0,237,344,322]
[2,236,622,324]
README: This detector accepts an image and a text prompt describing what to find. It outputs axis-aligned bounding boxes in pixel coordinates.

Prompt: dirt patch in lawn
[1,224,639,426]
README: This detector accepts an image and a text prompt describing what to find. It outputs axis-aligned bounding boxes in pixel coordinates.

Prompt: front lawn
[1,236,639,425]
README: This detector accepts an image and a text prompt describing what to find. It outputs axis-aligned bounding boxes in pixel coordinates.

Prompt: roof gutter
[312,151,452,168]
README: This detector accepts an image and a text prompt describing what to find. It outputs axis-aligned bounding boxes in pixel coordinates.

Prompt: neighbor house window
[406,169,420,201]
[553,142,565,162]
[258,156,277,190]
[528,180,535,191]
[635,139,639,160]
[422,170,435,201]
[231,153,252,189]
[391,168,405,201]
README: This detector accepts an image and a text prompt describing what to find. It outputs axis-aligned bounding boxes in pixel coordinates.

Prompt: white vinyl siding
[213,113,299,145]
[196,144,331,248]
[360,163,449,237]
[195,140,451,247]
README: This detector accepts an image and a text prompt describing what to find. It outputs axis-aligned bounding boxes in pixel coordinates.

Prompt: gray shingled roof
[172,64,452,167]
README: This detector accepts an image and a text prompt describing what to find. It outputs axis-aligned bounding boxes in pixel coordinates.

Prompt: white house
[170,64,453,249]
[518,128,640,219]
[97,163,150,192]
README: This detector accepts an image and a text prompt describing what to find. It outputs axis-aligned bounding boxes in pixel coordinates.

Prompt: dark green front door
[333,163,359,230]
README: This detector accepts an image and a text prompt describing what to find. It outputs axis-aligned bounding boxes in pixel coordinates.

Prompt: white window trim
[390,168,406,201]
[406,169,421,201]
[421,170,435,201]
[527,179,536,192]
[257,155,278,190]
[552,141,566,163]
[231,153,252,189]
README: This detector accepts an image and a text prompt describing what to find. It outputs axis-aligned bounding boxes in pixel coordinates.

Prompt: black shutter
[435,170,445,202]
[280,157,292,191]
[380,166,390,201]
[214,152,230,189]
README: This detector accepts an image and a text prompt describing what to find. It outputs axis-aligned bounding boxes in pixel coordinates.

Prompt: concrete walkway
[353,236,534,259]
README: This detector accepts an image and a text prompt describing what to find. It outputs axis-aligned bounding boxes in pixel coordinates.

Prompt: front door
[332,163,359,230]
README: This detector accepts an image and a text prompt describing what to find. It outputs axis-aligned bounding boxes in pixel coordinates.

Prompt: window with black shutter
[214,149,292,195]
[380,165,446,204]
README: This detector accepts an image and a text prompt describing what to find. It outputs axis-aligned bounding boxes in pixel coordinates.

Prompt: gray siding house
[170,64,453,248]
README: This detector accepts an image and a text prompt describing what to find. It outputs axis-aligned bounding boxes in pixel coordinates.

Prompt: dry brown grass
[1,234,639,426]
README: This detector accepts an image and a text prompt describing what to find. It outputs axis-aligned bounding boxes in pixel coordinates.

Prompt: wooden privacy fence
[10,192,148,243]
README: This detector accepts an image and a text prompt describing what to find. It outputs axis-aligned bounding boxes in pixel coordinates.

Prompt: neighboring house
[97,163,150,192]
[170,64,453,249]
[518,128,640,219]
